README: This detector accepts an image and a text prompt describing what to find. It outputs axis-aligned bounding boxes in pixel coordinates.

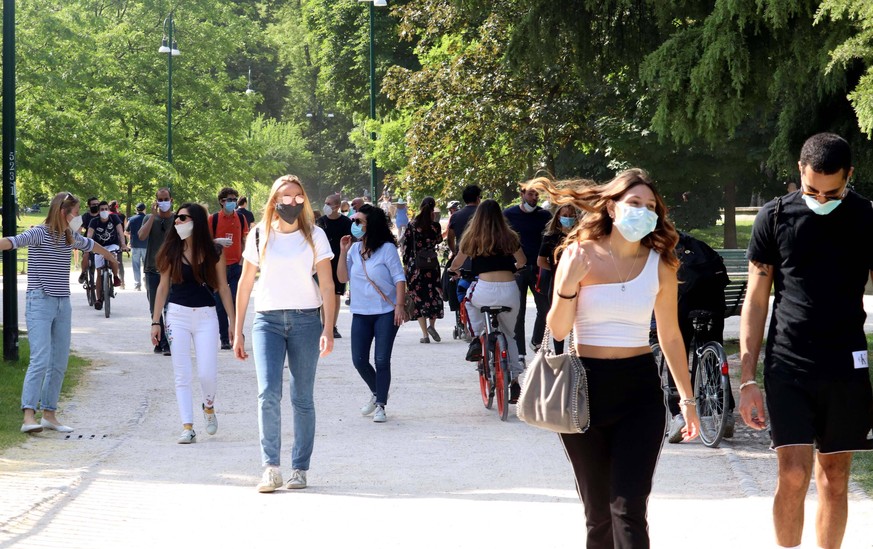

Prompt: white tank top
[574,249,660,347]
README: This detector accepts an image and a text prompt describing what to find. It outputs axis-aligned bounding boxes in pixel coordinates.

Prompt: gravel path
[1,272,871,548]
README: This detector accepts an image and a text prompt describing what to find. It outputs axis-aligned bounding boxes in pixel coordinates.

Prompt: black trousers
[513,266,550,356]
[560,354,667,549]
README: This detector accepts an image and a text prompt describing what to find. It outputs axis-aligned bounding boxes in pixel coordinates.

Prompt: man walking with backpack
[209,187,249,349]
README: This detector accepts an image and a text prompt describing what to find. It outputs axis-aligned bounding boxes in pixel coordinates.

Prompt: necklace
[608,241,640,292]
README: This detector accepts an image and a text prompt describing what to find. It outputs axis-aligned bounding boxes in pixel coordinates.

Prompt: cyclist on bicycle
[87,201,127,310]
[449,199,526,400]
[77,196,100,284]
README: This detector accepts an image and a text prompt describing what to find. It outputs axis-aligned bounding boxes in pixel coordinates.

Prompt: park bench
[715,248,748,318]
[0,254,28,274]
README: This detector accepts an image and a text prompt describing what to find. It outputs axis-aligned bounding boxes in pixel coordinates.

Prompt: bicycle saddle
[480,306,512,313]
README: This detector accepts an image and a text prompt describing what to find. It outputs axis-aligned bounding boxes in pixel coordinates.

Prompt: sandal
[427,326,441,342]
[419,337,430,344]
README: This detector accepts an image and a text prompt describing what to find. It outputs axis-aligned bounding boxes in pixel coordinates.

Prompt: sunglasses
[801,185,847,203]
[278,195,305,205]
[64,192,75,203]
[174,214,191,222]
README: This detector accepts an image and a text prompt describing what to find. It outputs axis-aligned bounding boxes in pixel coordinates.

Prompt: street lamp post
[3,0,18,360]
[359,0,386,202]
[158,14,180,187]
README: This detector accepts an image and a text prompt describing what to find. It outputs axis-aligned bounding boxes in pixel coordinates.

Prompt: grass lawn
[687,219,754,250]
[0,334,88,450]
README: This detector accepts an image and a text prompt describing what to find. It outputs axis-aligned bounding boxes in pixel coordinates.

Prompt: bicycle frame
[476,306,512,421]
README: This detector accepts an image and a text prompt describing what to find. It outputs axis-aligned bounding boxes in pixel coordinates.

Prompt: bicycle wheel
[493,333,510,421]
[478,335,493,409]
[694,342,730,448]
[102,269,112,318]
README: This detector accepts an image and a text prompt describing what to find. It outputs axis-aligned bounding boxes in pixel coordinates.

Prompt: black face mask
[276,203,304,225]
[89,205,99,214]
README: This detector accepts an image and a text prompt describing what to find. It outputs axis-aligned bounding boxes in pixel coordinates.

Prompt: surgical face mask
[559,216,576,229]
[175,221,193,240]
[613,202,658,242]
[520,200,536,213]
[99,211,110,220]
[802,194,843,215]
[224,200,237,213]
[158,200,172,212]
[348,207,356,218]
[350,222,365,239]
[276,203,304,225]
[68,215,83,233]
[89,205,99,214]
[322,204,334,216]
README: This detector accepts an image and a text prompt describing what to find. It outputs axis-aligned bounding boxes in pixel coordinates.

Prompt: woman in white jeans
[152,203,234,444]
[449,199,526,399]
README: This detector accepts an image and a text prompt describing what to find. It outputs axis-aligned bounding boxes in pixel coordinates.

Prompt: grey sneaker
[361,394,377,416]
[286,469,307,489]
[723,410,735,438]
[257,467,283,493]
[373,405,387,423]
[203,404,218,436]
[177,429,196,444]
[667,414,686,444]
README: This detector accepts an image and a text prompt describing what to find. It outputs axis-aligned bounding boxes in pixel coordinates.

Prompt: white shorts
[94,244,120,269]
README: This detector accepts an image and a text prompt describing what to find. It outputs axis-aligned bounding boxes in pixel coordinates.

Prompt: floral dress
[402,221,445,320]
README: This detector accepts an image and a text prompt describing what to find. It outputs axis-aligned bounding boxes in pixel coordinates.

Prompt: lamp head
[158,38,171,54]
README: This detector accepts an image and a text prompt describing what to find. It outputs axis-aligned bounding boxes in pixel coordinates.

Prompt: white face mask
[175,222,194,240]
[68,215,83,233]
[158,200,172,212]
[322,204,334,216]
[99,211,110,220]
[520,199,536,213]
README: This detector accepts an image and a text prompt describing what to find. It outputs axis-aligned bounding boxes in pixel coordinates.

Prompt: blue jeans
[252,308,323,469]
[21,289,72,411]
[131,247,146,287]
[351,312,399,406]
[214,262,242,344]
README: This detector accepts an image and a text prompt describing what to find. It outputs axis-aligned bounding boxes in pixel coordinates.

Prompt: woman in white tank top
[527,169,700,549]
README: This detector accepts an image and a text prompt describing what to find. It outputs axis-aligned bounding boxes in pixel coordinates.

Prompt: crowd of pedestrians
[9,132,873,548]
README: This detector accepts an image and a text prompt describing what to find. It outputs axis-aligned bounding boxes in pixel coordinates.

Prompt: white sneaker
[177,429,196,444]
[667,414,686,443]
[373,405,387,423]
[203,404,218,435]
[518,355,526,371]
[257,467,283,493]
[286,468,307,489]
[361,394,377,416]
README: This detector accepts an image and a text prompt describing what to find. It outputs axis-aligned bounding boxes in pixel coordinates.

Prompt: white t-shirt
[242,224,334,312]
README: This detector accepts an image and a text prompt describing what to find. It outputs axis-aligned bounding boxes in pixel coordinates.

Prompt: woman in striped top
[0,192,119,434]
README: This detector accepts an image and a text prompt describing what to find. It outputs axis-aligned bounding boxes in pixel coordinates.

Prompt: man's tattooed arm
[750,261,772,277]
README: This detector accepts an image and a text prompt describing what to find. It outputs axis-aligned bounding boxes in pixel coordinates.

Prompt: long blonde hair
[523,169,679,268]
[259,174,317,265]
[43,192,80,245]
[458,199,520,257]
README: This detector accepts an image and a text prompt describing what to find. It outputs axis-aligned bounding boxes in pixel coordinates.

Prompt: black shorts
[765,368,873,454]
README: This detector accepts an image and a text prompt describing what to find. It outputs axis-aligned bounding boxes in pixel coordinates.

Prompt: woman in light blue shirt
[338,204,407,423]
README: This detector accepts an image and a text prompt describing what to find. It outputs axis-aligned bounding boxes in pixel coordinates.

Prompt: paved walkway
[1,272,871,548]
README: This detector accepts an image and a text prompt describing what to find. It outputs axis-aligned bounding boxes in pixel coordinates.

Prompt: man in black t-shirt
[316,193,353,338]
[504,186,552,367]
[87,201,127,309]
[78,196,101,284]
[447,185,481,254]
[742,133,873,549]
[237,196,256,225]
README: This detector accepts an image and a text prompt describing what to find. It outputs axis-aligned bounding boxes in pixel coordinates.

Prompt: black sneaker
[153,345,163,354]
[465,339,482,362]
[333,327,342,339]
[509,380,521,404]
[78,272,87,284]
[94,300,103,311]
[220,341,231,350]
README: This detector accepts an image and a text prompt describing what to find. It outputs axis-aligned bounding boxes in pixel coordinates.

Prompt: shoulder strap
[359,251,396,306]
[772,196,783,235]
[237,210,247,230]
[211,213,218,235]
[255,226,260,255]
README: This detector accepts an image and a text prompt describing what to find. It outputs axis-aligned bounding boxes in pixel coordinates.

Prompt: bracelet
[679,398,696,407]
[556,290,577,300]
[739,380,758,391]
[151,322,161,326]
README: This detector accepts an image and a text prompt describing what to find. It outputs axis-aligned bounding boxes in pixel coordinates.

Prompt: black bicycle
[95,249,123,318]
[82,252,97,308]
[651,310,731,448]
[474,305,513,421]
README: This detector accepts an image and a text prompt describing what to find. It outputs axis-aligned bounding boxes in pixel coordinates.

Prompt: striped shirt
[10,225,95,297]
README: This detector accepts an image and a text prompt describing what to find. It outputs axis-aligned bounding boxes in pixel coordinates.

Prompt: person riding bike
[86,200,127,310]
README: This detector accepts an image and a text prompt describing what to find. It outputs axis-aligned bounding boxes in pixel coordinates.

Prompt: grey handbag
[516,326,590,434]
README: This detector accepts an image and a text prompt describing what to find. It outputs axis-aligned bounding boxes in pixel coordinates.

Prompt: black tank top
[168,261,215,308]
[471,254,516,276]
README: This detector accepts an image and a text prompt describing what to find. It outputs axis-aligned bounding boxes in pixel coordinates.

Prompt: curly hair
[523,169,679,268]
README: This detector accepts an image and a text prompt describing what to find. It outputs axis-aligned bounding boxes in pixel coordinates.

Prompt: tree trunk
[126,182,133,218]
[723,179,738,248]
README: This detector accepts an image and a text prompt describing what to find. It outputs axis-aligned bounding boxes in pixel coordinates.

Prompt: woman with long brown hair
[529,169,699,548]
[449,199,526,396]
[151,203,234,444]
[0,192,118,433]
[402,196,444,343]
[234,175,335,492]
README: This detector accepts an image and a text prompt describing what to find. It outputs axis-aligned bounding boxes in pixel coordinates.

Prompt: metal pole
[2,0,19,361]
[167,16,173,171]
[368,3,377,201]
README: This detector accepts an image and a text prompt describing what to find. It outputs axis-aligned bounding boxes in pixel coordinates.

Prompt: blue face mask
[350,222,365,239]
[224,201,237,213]
[613,203,658,242]
[559,216,575,228]
[347,207,356,218]
[802,194,843,215]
